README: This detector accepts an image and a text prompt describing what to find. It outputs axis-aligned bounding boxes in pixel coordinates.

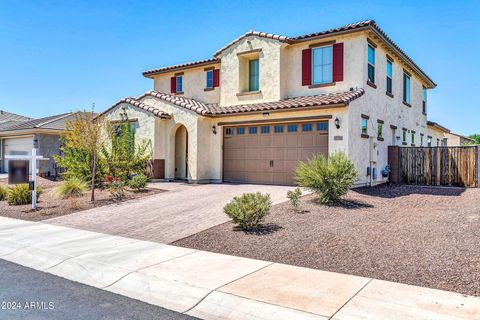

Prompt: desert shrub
[287,188,302,209]
[224,192,272,230]
[7,184,43,206]
[0,185,7,201]
[104,176,126,201]
[128,174,148,191]
[54,177,88,199]
[295,152,358,204]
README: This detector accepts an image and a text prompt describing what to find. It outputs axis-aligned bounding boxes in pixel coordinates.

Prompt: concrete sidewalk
[0,217,478,320]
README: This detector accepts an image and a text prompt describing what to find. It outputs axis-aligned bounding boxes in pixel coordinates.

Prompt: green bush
[54,177,88,199]
[295,152,358,204]
[7,184,43,206]
[224,192,272,230]
[0,185,7,201]
[128,174,148,191]
[287,188,302,209]
[105,176,126,201]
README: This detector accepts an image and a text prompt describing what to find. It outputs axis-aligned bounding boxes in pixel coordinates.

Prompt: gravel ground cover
[0,177,162,221]
[174,184,480,296]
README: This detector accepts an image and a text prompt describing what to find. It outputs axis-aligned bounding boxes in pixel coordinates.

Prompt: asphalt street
[0,259,198,320]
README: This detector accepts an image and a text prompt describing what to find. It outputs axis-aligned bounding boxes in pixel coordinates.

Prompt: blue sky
[0,0,478,135]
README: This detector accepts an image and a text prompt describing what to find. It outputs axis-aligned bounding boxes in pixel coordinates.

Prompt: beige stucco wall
[152,64,221,104]
[218,36,284,106]
[428,126,448,146]
[104,104,156,154]
[282,33,365,98]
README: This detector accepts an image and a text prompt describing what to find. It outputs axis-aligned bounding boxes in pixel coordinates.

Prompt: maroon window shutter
[170,76,176,93]
[302,48,312,86]
[332,43,344,82]
[213,69,220,87]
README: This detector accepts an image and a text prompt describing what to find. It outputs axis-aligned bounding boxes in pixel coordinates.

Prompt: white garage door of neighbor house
[3,137,34,172]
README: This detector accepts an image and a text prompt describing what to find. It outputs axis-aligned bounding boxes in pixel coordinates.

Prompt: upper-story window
[361,118,368,135]
[386,59,393,95]
[403,73,411,104]
[368,45,375,83]
[206,70,213,89]
[312,46,333,85]
[176,75,183,93]
[422,86,427,114]
[249,59,260,91]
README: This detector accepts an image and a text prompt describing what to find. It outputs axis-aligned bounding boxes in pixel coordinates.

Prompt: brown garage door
[223,121,329,185]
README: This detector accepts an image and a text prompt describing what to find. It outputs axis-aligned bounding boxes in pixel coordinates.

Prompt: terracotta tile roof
[142,91,212,115]
[213,30,290,57]
[99,97,172,119]
[143,58,219,77]
[142,20,435,88]
[207,89,364,115]
[136,88,364,117]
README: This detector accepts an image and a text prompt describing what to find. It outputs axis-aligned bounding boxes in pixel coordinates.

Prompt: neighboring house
[445,132,475,146]
[427,121,450,147]
[99,20,450,186]
[0,112,76,176]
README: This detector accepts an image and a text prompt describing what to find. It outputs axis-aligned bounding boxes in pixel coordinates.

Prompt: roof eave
[142,59,220,78]
[369,27,436,89]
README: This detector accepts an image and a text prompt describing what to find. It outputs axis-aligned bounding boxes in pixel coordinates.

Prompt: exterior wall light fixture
[212,125,217,135]
[334,117,340,129]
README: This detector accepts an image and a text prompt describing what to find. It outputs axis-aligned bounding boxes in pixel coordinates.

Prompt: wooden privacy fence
[388,146,479,188]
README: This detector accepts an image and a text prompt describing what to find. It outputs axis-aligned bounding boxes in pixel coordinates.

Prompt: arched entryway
[174,125,188,180]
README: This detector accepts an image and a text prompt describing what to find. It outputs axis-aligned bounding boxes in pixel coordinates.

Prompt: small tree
[468,134,480,144]
[56,112,105,202]
[101,120,152,182]
[287,188,302,210]
[295,152,358,204]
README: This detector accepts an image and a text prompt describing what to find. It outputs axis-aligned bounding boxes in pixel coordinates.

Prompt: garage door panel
[315,135,329,147]
[223,121,329,185]
[272,135,286,147]
[286,135,299,145]
[300,134,315,147]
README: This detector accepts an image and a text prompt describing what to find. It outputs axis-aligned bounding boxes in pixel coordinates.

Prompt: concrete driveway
[46,182,293,243]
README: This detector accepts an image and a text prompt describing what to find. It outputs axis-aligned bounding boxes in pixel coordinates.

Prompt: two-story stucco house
[99,20,442,186]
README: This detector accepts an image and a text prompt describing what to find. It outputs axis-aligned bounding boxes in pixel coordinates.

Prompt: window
[274,125,284,133]
[422,87,427,114]
[206,70,213,88]
[402,130,407,143]
[386,59,393,94]
[437,138,440,146]
[248,127,257,134]
[176,75,183,93]
[302,123,313,132]
[287,124,298,132]
[317,122,328,131]
[236,127,245,135]
[312,46,333,84]
[361,119,368,134]
[411,132,415,144]
[225,128,234,136]
[403,73,411,104]
[261,126,270,134]
[420,134,424,146]
[368,45,375,83]
[377,122,383,139]
[427,136,432,147]
[249,59,260,91]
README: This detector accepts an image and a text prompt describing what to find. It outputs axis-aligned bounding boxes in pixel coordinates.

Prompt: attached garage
[223,120,329,185]
[2,137,33,172]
